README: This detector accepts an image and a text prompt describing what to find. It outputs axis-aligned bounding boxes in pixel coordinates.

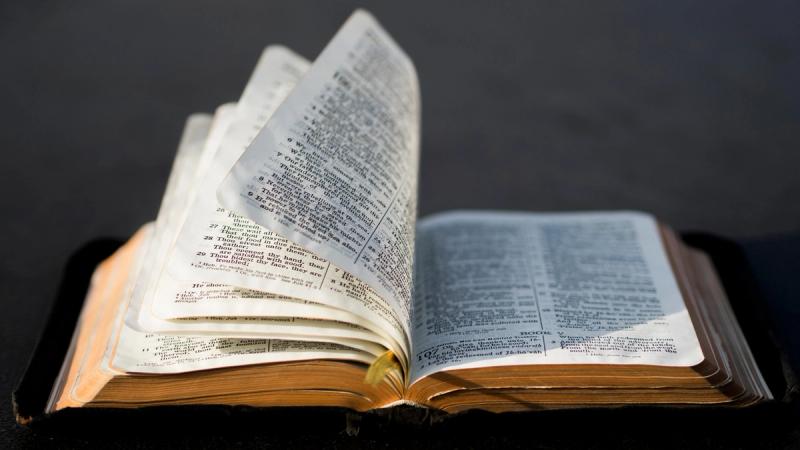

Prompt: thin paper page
[123,109,218,330]
[410,211,705,383]
[111,228,377,375]
[217,10,421,328]
[112,331,375,375]
[114,231,376,374]
[125,104,238,331]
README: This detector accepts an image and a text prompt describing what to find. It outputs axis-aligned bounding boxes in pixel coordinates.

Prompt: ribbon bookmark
[364,351,399,385]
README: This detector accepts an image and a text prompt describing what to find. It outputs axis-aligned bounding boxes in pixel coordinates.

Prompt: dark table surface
[2,1,799,448]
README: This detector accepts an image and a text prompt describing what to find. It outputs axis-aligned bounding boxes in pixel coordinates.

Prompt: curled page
[123,107,225,334]
[112,230,377,376]
[139,46,407,358]
[410,211,705,383]
[217,10,421,328]
[112,332,375,375]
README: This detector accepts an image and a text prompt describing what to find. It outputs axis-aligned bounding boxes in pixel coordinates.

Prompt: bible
[36,10,772,421]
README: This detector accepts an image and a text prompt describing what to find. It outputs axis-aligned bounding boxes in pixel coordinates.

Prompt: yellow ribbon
[364,350,399,385]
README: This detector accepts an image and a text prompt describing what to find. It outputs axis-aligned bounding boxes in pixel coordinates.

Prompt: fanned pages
[141,44,408,362]
[217,10,420,332]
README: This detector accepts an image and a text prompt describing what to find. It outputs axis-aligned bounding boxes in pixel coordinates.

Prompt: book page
[112,229,377,375]
[124,104,234,331]
[124,100,237,324]
[112,329,375,374]
[141,45,408,358]
[217,10,420,329]
[410,211,705,383]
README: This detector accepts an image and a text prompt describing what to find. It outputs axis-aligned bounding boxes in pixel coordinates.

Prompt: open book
[45,10,771,417]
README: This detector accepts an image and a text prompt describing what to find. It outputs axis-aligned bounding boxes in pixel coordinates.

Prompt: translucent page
[112,228,377,375]
[217,11,420,333]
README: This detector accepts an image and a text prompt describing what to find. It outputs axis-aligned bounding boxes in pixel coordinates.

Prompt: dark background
[2,0,799,448]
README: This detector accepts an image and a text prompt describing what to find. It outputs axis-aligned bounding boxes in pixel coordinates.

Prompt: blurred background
[1,0,798,447]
